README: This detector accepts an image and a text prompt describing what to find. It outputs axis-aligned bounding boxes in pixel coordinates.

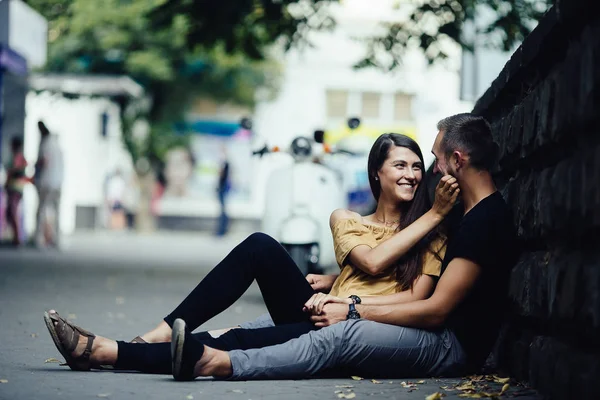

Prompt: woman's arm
[337,175,458,276]
[305,273,339,292]
[360,274,435,305]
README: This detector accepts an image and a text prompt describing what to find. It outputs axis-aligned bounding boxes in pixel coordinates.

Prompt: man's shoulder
[461,192,512,231]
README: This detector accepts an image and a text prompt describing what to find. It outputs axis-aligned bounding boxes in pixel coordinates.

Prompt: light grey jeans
[230,316,468,380]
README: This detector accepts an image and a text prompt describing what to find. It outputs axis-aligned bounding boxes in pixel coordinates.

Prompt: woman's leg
[6,192,22,245]
[165,233,315,328]
[144,233,315,342]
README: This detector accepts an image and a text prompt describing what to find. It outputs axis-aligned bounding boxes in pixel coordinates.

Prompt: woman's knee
[243,232,280,249]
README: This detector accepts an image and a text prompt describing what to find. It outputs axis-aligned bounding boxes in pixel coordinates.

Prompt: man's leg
[224,320,468,380]
[34,188,47,246]
[51,189,61,246]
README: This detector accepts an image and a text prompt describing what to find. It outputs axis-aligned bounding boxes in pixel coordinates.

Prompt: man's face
[431,130,452,176]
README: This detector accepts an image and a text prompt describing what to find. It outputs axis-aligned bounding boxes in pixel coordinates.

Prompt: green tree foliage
[25,0,281,164]
[152,0,553,68]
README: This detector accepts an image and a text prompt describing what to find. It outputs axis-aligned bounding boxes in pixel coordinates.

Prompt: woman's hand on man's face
[303,292,351,315]
[432,175,460,217]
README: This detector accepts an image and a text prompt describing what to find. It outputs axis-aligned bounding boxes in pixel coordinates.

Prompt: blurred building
[0,0,47,238]
[156,0,473,229]
[23,75,145,235]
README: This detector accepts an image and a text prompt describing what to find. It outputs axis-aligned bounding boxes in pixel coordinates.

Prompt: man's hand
[306,274,338,292]
[309,303,348,327]
[303,292,351,315]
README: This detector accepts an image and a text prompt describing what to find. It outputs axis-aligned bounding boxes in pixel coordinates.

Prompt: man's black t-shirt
[440,191,518,370]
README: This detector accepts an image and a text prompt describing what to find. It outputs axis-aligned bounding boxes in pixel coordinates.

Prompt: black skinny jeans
[115,233,318,373]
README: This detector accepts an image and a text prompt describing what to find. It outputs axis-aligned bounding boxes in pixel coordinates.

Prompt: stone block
[508,246,600,332]
[529,336,600,399]
[535,78,555,150]
[521,93,537,159]
[506,105,524,164]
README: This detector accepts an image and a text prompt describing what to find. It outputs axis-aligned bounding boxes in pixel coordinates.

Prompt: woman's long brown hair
[367,133,443,290]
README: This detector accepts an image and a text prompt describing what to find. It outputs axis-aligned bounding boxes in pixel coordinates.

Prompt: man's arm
[310,258,480,328]
[304,274,436,315]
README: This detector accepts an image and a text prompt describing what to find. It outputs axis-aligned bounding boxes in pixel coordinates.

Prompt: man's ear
[452,151,465,170]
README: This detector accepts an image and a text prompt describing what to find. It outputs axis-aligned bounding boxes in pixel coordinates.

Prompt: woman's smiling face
[376,145,423,203]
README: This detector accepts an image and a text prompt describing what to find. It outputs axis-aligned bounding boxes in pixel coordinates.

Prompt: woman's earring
[374,177,379,181]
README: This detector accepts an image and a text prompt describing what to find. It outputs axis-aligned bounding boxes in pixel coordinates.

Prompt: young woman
[5,137,28,247]
[43,133,459,374]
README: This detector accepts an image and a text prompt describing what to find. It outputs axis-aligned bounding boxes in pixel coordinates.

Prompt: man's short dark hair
[436,113,498,171]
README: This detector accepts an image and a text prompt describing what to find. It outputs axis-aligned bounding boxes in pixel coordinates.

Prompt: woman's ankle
[91,336,118,366]
[142,321,172,343]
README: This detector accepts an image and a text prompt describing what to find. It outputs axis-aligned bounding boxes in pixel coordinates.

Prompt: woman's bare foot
[140,321,172,343]
[193,345,232,378]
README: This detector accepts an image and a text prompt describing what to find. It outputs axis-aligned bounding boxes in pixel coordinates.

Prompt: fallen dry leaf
[425,392,445,400]
[501,384,510,394]
[97,394,110,398]
[493,376,510,384]
[0,379,8,384]
[400,381,417,388]
[468,375,485,382]
[417,380,426,384]
[335,385,354,389]
[440,386,456,391]
[351,376,363,381]
[67,313,77,320]
[115,297,125,305]
[455,382,477,391]
[231,389,244,394]
[458,392,504,398]
[458,393,482,398]
[186,395,194,400]
[31,333,38,338]
[371,379,382,384]
[337,393,356,399]
[44,358,62,363]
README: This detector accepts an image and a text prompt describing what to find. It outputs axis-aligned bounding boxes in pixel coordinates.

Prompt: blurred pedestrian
[5,136,28,246]
[216,146,230,236]
[106,168,127,230]
[34,121,64,248]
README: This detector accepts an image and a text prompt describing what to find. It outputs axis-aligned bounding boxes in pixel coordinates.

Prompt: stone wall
[472,1,600,398]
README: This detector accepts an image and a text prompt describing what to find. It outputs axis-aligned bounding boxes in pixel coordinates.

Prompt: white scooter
[253,136,347,276]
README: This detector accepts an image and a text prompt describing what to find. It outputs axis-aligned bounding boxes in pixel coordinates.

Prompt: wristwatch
[346,303,361,320]
[348,295,362,304]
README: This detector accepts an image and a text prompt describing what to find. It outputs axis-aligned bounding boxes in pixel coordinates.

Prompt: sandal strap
[80,335,95,363]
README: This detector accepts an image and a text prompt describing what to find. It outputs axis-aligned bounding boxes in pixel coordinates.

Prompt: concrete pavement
[0,231,540,399]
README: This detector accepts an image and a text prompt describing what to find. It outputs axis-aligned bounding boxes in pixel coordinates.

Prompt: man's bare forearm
[356,299,443,329]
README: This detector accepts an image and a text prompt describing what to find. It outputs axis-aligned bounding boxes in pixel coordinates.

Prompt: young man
[34,121,64,248]
[170,113,519,381]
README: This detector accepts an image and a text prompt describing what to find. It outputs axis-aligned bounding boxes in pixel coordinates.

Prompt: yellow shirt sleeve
[422,237,447,277]
[332,219,378,268]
